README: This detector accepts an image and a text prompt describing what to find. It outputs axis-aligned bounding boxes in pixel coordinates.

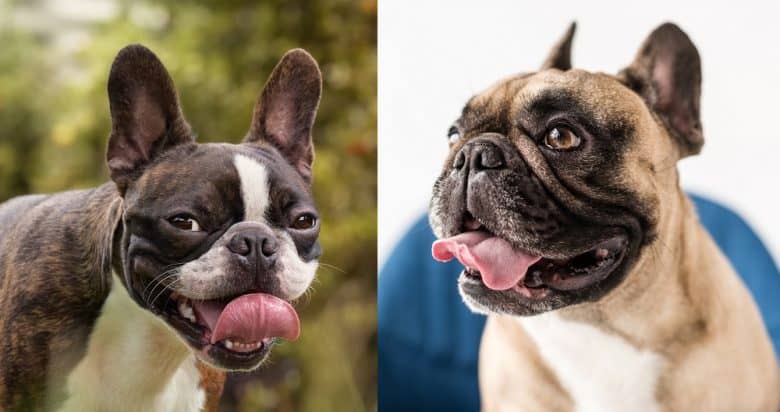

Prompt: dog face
[106,45,322,370]
[430,23,703,316]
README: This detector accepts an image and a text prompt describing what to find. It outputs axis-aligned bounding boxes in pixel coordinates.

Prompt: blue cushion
[378,194,780,411]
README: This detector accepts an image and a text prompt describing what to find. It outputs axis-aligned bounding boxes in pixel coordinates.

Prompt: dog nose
[453,140,505,171]
[227,230,279,269]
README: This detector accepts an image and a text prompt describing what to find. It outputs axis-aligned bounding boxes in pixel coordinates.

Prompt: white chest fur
[519,313,665,412]
[61,275,205,412]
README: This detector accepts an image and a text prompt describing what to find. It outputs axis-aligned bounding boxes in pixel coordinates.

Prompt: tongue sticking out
[432,232,541,290]
[190,293,300,345]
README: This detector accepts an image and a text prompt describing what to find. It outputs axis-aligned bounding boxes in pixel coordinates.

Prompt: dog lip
[537,234,628,291]
[147,287,281,368]
[458,232,629,299]
[201,338,274,369]
[461,211,484,231]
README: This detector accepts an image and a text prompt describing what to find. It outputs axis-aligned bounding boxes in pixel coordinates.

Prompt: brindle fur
[0,44,323,410]
[0,185,122,410]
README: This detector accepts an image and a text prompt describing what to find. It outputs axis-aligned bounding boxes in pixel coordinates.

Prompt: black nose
[453,140,505,171]
[227,230,279,269]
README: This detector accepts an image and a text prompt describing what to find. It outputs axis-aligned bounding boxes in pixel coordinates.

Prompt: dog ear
[106,44,193,194]
[619,23,703,157]
[541,22,576,70]
[244,49,322,183]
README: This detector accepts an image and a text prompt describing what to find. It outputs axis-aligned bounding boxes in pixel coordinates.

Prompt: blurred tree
[0,0,376,411]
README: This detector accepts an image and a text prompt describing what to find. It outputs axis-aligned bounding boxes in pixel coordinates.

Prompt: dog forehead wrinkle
[233,154,270,222]
[513,72,640,127]
[462,75,530,132]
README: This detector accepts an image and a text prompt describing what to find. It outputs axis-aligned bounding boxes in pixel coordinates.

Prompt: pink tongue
[190,293,300,344]
[432,232,541,290]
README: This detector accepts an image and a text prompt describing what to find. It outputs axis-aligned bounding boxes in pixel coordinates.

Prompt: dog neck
[58,184,208,411]
[61,274,206,411]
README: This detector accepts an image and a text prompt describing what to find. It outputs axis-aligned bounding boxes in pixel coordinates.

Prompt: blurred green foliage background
[0,0,376,410]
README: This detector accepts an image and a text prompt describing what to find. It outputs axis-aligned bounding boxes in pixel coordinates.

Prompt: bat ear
[244,49,322,184]
[619,23,704,158]
[106,44,192,194]
[541,22,576,71]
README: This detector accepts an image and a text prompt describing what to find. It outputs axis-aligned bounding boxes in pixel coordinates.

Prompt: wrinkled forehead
[127,143,312,213]
[461,69,649,132]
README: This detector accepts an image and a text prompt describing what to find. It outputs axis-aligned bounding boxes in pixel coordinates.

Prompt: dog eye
[544,127,581,150]
[447,126,461,144]
[291,213,317,230]
[169,215,201,232]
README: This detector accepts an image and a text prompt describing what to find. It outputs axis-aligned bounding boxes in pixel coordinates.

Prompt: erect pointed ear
[106,45,193,194]
[244,49,322,183]
[541,22,576,70]
[619,23,704,157]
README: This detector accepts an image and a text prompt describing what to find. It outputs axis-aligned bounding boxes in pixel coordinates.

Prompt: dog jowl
[0,45,322,409]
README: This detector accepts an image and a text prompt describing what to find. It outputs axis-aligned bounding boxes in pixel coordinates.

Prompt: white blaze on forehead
[234,154,270,222]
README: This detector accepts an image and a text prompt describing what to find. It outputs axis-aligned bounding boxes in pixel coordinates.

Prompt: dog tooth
[184,311,196,323]
[595,248,609,259]
[220,339,264,352]
[178,300,196,323]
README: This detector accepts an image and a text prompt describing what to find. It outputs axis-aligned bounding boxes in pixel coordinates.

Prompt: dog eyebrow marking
[234,154,270,222]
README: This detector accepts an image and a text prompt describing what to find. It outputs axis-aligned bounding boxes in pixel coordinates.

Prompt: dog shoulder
[0,193,49,233]
[0,184,121,410]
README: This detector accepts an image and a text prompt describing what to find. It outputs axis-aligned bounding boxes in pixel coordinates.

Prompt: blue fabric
[378,194,780,411]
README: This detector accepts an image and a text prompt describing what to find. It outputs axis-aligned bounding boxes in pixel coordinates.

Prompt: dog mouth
[151,289,300,368]
[432,216,628,298]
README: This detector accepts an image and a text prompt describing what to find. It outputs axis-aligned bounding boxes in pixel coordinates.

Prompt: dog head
[430,23,703,316]
[106,45,321,370]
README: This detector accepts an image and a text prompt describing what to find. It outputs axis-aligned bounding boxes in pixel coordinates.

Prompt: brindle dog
[0,45,323,411]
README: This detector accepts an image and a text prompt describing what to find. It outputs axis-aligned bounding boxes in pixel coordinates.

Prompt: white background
[378,0,780,265]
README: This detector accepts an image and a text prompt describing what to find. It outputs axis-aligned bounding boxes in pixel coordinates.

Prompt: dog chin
[154,309,274,371]
[457,280,492,315]
[457,274,562,317]
[149,291,276,371]
[129,276,298,371]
